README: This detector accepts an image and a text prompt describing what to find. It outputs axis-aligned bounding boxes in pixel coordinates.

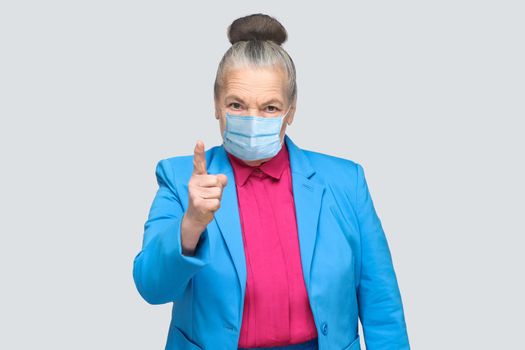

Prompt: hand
[181,140,228,254]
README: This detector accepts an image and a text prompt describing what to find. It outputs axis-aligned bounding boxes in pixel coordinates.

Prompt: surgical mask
[222,105,291,161]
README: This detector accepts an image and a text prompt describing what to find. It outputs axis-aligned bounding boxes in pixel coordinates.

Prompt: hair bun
[227,13,288,46]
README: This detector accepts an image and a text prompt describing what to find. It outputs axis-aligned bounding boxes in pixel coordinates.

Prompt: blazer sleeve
[355,163,411,350]
[132,159,212,305]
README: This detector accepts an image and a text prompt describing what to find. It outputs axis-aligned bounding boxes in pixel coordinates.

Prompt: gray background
[1,1,523,349]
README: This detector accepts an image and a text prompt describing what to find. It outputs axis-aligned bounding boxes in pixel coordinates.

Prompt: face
[214,66,296,166]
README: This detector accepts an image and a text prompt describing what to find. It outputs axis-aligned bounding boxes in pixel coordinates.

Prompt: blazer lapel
[207,134,325,303]
[284,135,325,291]
[206,147,247,301]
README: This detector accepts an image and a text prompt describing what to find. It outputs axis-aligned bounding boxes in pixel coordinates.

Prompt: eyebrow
[225,95,284,106]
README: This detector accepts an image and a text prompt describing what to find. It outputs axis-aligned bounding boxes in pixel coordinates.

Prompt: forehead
[221,66,287,104]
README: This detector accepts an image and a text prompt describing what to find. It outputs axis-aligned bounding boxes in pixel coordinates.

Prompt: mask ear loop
[279,104,293,147]
[282,104,292,120]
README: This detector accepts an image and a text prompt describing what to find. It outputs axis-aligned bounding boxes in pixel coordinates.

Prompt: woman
[133,13,410,350]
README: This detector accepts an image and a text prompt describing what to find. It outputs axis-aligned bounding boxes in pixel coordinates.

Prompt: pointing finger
[192,140,207,175]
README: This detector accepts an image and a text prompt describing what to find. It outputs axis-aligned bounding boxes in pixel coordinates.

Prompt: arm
[355,163,410,349]
[132,159,211,305]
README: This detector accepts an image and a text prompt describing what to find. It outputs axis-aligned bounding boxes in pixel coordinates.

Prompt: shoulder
[300,147,363,182]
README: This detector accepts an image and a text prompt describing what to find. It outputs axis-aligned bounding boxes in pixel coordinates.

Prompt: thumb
[216,173,228,188]
[192,140,207,175]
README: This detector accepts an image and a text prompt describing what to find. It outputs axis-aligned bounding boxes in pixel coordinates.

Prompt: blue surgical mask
[222,106,291,161]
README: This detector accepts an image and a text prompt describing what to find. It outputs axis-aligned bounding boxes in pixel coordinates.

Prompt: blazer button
[321,322,328,335]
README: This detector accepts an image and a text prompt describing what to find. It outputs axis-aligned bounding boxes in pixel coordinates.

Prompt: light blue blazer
[133,135,410,350]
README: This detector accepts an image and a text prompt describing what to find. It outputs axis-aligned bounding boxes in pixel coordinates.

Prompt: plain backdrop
[1,1,523,349]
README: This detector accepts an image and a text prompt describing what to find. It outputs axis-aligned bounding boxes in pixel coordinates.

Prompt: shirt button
[321,322,328,335]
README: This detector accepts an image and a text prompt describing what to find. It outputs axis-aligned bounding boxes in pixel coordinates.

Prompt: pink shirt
[226,142,318,348]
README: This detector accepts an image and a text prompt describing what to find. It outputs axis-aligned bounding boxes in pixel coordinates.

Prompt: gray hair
[213,14,297,105]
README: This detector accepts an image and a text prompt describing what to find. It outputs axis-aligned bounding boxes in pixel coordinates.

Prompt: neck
[242,158,270,167]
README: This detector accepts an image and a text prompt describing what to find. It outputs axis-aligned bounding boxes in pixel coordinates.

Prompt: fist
[184,140,228,236]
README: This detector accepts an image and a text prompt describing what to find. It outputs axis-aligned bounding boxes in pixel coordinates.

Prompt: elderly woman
[133,13,410,350]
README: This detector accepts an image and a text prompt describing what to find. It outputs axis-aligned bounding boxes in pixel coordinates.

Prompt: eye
[265,105,279,113]
[229,102,242,110]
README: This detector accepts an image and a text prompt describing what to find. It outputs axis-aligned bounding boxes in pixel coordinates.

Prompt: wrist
[181,213,205,255]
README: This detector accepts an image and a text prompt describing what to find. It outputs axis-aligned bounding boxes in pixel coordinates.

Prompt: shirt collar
[226,142,290,186]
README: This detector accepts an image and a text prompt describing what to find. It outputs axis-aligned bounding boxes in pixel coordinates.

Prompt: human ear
[214,102,221,120]
[286,102,296,125]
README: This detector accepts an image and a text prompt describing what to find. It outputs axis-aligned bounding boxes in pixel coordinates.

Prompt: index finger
[192,140,207,175]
